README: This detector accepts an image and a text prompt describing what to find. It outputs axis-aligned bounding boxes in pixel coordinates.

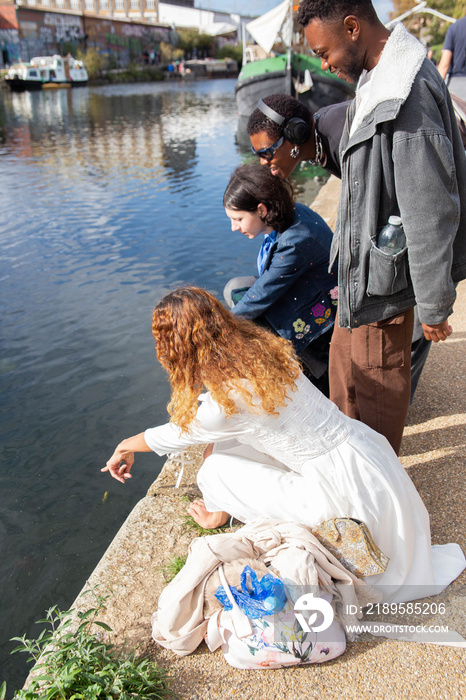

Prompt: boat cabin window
[29,70,38,77]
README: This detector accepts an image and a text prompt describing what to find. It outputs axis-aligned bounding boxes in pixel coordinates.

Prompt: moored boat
[236,0,354,131]
[5,55,88,92]
[235,0,354,144]
[236,51,354,121]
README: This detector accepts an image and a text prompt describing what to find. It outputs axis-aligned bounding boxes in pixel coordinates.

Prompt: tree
[177,29,217,59]
[216,43,243,67]
[390,1,465,20]
[77,47,107,79]
[389,0,463,48]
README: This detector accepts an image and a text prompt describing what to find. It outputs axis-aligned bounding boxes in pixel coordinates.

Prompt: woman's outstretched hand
[102,446,134,483]
[101,432,152,484]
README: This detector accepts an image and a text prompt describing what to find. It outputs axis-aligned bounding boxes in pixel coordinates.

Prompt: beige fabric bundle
[151,519,382,655]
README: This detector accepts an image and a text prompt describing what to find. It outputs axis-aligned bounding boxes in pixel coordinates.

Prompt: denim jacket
[232,203,337,353]
[331,23,466,329]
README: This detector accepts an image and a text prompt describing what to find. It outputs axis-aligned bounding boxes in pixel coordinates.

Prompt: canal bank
[70,177,466,699]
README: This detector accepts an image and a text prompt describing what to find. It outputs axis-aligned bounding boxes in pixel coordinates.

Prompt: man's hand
[422,321,453,342]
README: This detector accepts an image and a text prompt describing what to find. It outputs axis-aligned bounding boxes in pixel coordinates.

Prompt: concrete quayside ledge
[69,177,466,699]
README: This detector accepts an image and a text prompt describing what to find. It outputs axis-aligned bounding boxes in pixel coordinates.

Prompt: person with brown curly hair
[102,287,465,604]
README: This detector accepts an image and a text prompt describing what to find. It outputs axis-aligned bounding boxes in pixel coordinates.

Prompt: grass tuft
[158,555,188,582]
[180,514,230,537]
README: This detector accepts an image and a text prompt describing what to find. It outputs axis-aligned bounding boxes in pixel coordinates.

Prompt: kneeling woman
[223,163,337,396]
[103,287,465,604]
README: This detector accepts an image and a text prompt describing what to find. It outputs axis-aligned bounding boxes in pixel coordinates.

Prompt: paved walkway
[72,178,466,700]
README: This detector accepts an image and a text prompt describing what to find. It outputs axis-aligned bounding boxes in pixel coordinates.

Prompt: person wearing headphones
[247,93,347,179]
[247,93,432,408]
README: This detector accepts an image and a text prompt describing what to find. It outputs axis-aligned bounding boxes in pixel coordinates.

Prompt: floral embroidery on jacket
[291,292,336,341]
[311,303,325,317]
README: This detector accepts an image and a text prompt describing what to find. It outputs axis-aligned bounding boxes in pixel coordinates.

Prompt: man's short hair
[297,0,378,27]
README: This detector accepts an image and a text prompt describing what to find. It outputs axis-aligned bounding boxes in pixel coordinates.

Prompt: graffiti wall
[0,6,170,66]
[0,27,19,65]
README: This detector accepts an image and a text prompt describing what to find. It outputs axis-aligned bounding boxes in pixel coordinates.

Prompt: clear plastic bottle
[377,215,406,255]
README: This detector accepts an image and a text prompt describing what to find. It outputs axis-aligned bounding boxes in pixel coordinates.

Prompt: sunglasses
[251,135,285,161]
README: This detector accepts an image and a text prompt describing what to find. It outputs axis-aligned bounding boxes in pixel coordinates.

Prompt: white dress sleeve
[144,392,252,456]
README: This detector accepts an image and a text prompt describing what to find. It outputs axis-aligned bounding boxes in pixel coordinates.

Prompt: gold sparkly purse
[311,518,389,578]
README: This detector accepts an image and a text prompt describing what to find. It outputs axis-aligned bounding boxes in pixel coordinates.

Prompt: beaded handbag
[311,518,389,578]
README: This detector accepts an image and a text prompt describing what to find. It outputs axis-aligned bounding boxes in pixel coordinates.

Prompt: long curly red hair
[152,287,300,431]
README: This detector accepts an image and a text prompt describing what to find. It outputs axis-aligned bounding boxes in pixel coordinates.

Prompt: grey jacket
[331,23,466,329]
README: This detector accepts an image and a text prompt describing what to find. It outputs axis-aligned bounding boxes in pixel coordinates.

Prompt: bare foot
[188,499,229,529]
[203,443,214,460]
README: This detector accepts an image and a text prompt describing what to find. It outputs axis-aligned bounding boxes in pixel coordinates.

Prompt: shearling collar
[351,22,426,134]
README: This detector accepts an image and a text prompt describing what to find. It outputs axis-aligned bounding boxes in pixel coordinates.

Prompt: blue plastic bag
[215,565,287,619]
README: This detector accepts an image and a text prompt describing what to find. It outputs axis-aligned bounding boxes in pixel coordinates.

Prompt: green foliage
[159,554,187,582]
[159,41,174,62]
[216,44,243,67]
[181,513,230,536]
[178,494,193,502]
[452,1,466,19]
[2,591,174,700]
[107,64,164,83]
[390,0,461,18]
[429,0,466,20]
[76,48,107,80]
[389,0,462,45]
[429,43,444,63]
[172,49,184,62]
[177,29,217,56]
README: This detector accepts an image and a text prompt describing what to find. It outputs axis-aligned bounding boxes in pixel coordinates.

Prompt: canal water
[0,78,323,692]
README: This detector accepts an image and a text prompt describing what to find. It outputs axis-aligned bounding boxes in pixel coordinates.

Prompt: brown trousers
[329,308,414,455]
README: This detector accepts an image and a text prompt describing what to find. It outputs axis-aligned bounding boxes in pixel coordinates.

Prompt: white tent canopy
[245,0,293,55]
[205,22,238,36]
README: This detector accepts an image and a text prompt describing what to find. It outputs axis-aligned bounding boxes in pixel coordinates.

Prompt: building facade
[0,0,170,66]
[0,0,248,68]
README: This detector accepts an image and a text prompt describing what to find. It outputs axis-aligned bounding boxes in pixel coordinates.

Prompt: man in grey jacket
[297,0,466,454]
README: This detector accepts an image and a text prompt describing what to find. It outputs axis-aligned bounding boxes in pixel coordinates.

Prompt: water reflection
[1,87,237,184]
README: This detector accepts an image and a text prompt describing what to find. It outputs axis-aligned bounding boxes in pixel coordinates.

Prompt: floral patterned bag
[205,565,346,669]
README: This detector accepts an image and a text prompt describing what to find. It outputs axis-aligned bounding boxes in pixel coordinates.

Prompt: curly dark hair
[223,163,295,234]
[297,0,378,27]
[247,94,313,141]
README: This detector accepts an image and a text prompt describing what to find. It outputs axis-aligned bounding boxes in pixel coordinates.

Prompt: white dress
[144,373,465,603]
